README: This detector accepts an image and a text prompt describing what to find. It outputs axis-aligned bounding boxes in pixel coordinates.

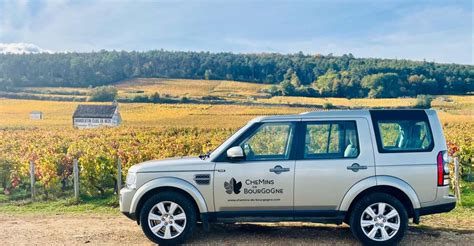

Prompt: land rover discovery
[120,109,456,245]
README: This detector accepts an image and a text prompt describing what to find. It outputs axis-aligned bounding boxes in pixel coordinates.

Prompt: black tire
[349,193,408,246]
[140,191,197,245]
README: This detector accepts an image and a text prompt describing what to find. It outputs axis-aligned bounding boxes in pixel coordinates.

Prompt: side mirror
[226,146,245,161]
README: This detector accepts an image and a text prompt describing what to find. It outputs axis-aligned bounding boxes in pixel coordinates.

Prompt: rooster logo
[224,178,242,194]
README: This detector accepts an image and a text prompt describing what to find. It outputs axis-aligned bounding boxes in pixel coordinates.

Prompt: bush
[323,102,335,109]
[267,85,281,96]
[132,95,150,103]
[0,159,13,193]
[88,86,118,102]
[180,96,190,103]
[149,92,160,103]
[414,95,433,109]
[295,87,319,97]
[201,95,223,101]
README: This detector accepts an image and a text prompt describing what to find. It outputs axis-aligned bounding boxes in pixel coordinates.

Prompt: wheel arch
[339,176,421,220]
[130,177,208,223]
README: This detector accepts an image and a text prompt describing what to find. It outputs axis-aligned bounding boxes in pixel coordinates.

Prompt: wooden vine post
[117,157,122,197]
[73,159,80,201]
[454,157,461,204]
[29,160,35,201]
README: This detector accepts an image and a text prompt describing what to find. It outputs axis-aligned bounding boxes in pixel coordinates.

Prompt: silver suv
[120,109,456,245]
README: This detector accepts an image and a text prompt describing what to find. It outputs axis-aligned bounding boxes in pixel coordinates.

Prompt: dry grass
[116,78,221,98]
[210,80,271,99]
[0,99,308,129]
[24,87,89,93]
[1,97,472,130]
[257,96,416,107]
[116,78,270,100]
[257,95,474,109]
[20,78,270,101]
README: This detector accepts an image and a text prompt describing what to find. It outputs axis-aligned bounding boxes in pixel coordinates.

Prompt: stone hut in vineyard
[72,102,121,129]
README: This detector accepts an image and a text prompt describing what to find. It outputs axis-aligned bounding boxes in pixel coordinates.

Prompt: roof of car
[254,109,368,122]
[256,109,429,122]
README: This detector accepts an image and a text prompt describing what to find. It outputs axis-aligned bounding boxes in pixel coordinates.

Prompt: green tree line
[0,50,472,98]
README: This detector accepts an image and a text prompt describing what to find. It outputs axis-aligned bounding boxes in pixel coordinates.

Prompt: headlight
[125,172,137,189]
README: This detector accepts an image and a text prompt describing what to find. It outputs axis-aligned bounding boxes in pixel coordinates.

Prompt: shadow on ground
[188,222,474,245]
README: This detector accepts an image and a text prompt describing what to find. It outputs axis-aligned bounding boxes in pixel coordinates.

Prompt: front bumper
[122,212,137,220]
[119,187,136,218]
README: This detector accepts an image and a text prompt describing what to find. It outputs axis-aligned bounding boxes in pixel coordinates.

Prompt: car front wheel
[140,191,197,245]
[349,193,408,245]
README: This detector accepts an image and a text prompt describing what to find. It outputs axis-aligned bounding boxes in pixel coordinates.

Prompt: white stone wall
[73,109,121,129]
[73,117,118,129]
[30,113,42,120]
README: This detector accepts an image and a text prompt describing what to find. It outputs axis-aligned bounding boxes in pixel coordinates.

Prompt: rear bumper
[413,187,456,224]
[418,201,456,216]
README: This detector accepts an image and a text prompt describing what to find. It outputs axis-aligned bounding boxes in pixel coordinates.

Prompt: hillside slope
[0,51,472,97]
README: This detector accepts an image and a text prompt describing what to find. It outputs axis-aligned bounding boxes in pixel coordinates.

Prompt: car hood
[128,157,214,173]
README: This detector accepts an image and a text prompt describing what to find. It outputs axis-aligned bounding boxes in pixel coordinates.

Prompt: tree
[0,50,471,97]
[279,80,295,96]
[313,71,339,96]
[87,86,118,102]
[204,69,212,80]
[414,95,433,109]
[290,72,301,88]
[361,73,403,98]
[283,68,294,81]
[149,92,160,104]
[278,68,300,96]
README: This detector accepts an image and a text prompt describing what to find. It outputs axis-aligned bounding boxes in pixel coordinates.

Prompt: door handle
[347,163,367,172]
[269,165,290,174]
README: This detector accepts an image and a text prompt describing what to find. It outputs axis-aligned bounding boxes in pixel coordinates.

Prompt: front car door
[213,122,296,220]
[294,118,375,217]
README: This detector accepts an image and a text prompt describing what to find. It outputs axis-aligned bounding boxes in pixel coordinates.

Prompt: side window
[240,123,294,161]
[377,120,433,151]
[304,121,359,159]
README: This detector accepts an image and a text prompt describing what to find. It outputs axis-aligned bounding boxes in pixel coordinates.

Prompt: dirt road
[0,213,472,245]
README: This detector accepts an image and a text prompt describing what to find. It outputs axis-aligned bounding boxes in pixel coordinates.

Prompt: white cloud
[0,43,52,54]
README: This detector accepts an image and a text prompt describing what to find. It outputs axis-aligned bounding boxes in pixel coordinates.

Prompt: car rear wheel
[349,193,408,245]
[140,191,197,245]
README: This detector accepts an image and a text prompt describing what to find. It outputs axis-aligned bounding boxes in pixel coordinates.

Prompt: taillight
[437,151,450,186]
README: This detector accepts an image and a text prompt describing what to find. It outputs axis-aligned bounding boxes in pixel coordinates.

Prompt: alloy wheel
[360,202,400,241]
[148,201,187,239]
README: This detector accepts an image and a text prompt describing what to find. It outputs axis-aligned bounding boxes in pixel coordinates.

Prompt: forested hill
[0,50,472,97]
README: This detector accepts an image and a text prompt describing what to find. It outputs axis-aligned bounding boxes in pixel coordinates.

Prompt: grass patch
[0,194,118,214]
[459,181,474,207]
[418,206,474,230]
[0,194,8,203]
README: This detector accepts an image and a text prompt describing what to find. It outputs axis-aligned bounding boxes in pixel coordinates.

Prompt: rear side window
[370,110,434,153]
[304,121,359,159]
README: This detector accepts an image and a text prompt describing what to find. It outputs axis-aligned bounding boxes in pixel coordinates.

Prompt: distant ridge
[0,50,472,98]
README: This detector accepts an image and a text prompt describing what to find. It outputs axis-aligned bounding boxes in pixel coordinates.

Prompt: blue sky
[0,0,472,64]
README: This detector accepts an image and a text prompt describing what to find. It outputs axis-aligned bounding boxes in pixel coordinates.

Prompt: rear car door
[294,118,375,215]
[213,122,296,219]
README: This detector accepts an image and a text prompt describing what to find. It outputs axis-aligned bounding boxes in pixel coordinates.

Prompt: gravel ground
[0,213,472,245]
